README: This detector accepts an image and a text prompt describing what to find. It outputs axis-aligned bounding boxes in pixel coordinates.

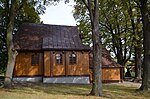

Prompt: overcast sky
[40,1,76,26]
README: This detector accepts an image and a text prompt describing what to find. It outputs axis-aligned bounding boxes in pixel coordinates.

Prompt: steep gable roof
[14,23,90,51]
[101,48,122,67]
[90,48,122,68]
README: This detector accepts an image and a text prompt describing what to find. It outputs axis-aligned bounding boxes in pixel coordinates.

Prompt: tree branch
[15,0,27,14]
[82,0,90,12]
[82,0,94,27]
[99,22,110,30]
[124,44,132,64]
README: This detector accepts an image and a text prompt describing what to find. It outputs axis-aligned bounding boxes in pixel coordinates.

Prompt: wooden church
[13,23,123,84]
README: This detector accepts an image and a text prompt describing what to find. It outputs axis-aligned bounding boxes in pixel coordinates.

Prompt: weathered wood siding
[44,51,50,76]
[67,52,89,76]
[102,68,120,80]
[90,68,121,82]
[14,52,43,76]
[52,52,65,76]
[14,51,121,82]
[44,51,90,76]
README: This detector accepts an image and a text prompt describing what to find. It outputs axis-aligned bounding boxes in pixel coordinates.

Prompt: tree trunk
[128,4,142,81]
[90,37,102,96]
[139,0,150,90]
[82,0,102,96]
[134,47,142,80]
[117,55,125,66]
[4,0,17,88]
[140,24,150,90]
[89,0,102,96]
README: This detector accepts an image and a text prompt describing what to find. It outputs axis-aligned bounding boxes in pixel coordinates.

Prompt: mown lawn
[0,82,149,99]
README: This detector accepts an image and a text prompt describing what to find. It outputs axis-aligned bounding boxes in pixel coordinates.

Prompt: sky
[40,1,76,26]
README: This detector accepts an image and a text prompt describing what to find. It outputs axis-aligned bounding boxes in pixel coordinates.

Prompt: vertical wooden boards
[67,51,90,76]
[44,51,50,76]
[90,68,121,82]
[102,68,121,80]
[52,52,65,76]
[44,51,90,77]
[39,53,44,76]
[14,52,43,76]
[14,51,90,77]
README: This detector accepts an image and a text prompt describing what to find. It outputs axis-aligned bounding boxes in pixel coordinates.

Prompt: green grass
[103,84,150,99]
[0,82,149,99]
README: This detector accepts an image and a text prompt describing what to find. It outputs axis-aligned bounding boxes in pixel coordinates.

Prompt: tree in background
[120,0,143,80]
[126,0,143,80]
[2,0,45,87]
[74,0,143,79]
[0,0,42,75]
[4,0,18,87]
[137,0,150,90]
[79,0,102,96]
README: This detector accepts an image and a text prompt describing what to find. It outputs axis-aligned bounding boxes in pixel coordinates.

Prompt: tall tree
[74,0,144,80]
[121,0,143,80]
[4,0,44,87]
[128,2,143,80]
[138,0,150,90]
[74,0,134,66]
[4,0,18,87]
[79,0,102,96]
[0,0,42,74]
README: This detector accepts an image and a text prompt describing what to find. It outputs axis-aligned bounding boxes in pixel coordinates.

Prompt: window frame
[55,53,63,65]
[69,53,77,65]
[31,53,39,66]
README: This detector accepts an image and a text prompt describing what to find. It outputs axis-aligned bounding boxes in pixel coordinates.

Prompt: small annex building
[89,48,123,83]
[13,23,123,84]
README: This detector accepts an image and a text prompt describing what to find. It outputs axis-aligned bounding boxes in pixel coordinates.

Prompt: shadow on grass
[104,84,136,93]
[11,82,92,96]
[103,84,150,99]
[103,85,136,98]
[1,82,150,99]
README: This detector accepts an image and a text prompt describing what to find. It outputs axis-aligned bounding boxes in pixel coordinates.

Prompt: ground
[0,81,149,99]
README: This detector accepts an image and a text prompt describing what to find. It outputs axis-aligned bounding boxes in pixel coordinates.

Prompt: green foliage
[73,1,91,45]
[0,0,44,74]
[0,39,7,74]
[73,0,143,65]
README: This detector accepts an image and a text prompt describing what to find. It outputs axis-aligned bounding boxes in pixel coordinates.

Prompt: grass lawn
[0,82,149,99]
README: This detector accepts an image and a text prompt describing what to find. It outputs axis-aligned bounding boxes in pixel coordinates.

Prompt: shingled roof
[90,48,122,68]
[14,23,90,51]
[101,48,122,67]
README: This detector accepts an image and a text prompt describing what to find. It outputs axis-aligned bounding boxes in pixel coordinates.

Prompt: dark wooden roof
[90,48,122,68]
[101,48,122,68]
[14,23,90,51]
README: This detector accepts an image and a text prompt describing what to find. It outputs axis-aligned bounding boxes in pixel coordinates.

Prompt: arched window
[69,53,76,64]
[55,53,63,64]
[31,53,39,65]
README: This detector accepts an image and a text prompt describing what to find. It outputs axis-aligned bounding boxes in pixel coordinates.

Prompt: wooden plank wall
[44,51,50,76]
[14,52,43,76]
[15,51,89,77]
[52,52,65,76]
[44,51,90,77]
[89,68,121,81]
[14,51,121,82]
[102,68,120,80]
[66,52,89,76]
